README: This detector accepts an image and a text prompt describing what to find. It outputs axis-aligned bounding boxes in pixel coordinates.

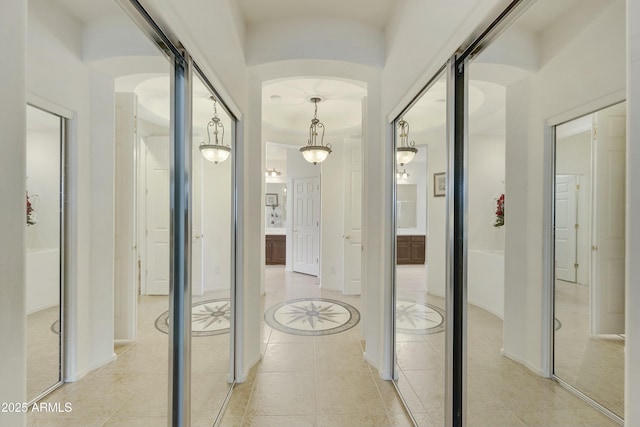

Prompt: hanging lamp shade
[199,98,231,164]
[396,119,417,166]
[300,97,332,165]
[200,144,231,164]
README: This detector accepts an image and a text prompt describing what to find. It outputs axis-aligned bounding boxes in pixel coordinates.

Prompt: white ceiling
[54,0,123,23]
[236,0,397,29]
[262,78,367,136]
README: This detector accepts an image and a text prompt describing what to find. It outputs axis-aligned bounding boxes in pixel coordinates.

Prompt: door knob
[343,235,351,239]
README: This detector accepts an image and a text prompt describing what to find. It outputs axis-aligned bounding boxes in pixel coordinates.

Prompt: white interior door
[344,138,362,295]
[592,102,626,335]
[555,175,578,283]
[293,176,320,276]
[145,137,170,295]
[191,142,204,295]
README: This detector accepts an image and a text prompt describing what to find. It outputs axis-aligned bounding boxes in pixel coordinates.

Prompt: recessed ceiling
[236,0,396,29]
[262,78,366,136]
[133,75,234,136]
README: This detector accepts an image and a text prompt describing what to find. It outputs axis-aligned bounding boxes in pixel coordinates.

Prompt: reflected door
[145,137,170,295]
[555,175,578,282]
[293,176,320,276]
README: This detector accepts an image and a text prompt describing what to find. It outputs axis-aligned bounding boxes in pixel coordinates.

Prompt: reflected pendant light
[265,167,281,178]
[199,97,231,164]
[397,169,410,179]
[300,97,332,165]
[396,119,417,166]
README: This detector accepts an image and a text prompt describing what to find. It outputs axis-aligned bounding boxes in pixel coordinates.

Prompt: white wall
[468,135,505,252]
[202,155,232,292]
[503,0,626,374]
[0,1,27,425]
[396,146,427,236]
[426,139,447,297]
[626,0,640,424]
[556,131,592,285]
[26,128,61,251]
[25,127,62,314]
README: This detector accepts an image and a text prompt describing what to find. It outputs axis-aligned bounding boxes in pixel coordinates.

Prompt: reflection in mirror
[265,183,287,229]
[26,105,63,402]
[394,73,446,421]
[554,102,626,418]
[191,74,234,424]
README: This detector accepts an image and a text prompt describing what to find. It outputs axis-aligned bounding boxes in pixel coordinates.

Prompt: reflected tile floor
[26,292,231,427]
[395,265,621,427]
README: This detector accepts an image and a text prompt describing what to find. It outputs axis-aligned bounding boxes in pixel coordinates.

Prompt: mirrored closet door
[25,104,64,402]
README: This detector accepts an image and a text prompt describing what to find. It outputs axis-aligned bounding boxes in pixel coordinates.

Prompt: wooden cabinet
[397,235,426,264]
[265,235,286,265]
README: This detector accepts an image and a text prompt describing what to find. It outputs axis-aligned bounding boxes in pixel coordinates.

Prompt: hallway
[220,266,413,426]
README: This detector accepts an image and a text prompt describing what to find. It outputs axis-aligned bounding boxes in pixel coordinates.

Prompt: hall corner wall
[626,0,640,423]
[27,2,115,381]
[0,1,27,426]
[502,0,626,374]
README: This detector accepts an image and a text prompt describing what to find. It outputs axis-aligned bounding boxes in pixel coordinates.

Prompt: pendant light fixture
[300,97,332,165]
[199,97,231,164]
[396,119,417,166]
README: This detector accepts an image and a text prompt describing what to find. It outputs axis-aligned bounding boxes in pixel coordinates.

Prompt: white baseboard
[64,352,117,382]
[501,349,547,377]
[237,353,261,383]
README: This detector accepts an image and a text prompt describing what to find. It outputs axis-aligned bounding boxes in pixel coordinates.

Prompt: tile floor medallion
[396,300,445,335]
[264,298,360,336]
[155,298,231,336]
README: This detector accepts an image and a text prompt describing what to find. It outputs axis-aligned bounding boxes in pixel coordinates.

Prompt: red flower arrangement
[494,193,504,228]
[26,191,36,226]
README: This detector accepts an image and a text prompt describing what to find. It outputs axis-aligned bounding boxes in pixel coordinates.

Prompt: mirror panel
[26,105,63,402]
[394,73,447,423]
[191,74,235,424]
[554,102,626,418]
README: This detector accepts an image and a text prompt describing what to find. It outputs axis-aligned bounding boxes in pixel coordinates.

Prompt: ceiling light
[300,97,332,165]
[199,97,231,164]
[265,168,281,178]
[396,119,417,166]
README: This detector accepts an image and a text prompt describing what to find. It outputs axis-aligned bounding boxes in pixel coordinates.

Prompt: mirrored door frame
[389,1,542,426]
[25,101,69,405]
[548,96,626,426]
[116,1,239,425]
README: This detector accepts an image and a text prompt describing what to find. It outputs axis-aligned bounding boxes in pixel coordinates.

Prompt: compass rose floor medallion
[155,298,231,337]
[264,298,360,336]
[396,300,445,335]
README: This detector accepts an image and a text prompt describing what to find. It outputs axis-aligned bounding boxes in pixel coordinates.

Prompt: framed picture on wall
[265,193,279,207]
[433,172,446,197]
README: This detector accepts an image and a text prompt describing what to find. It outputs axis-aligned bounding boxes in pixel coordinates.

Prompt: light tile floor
[24,266,623,427]
[219,266,415,427]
